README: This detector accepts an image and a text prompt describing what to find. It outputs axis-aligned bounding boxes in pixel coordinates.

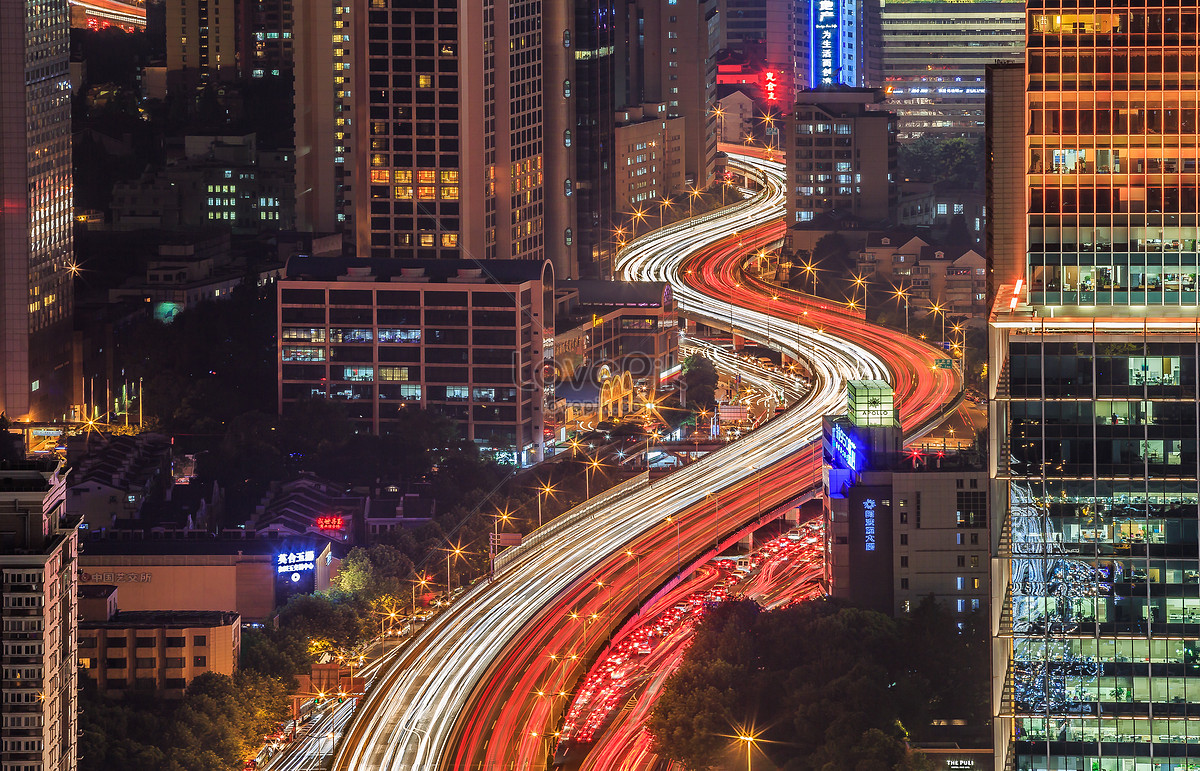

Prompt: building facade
[0,462,80,771]
[166,0,240,87]
[880,0,1024,140]
[353,0,547,265]
[786,87,896,225]
[278,256,552,465]
[991,4,1200,769]
[823,383,988,617]
[78,592,240,698]
[0,0,74,422]
[613,104,687,212]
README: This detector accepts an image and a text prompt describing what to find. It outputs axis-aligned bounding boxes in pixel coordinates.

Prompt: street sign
[936,359,953,369]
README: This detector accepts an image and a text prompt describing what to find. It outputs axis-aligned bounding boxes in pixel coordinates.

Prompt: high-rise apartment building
[352,0,546,265]
[880,0,1024,139]
[795,0,881,90]
[244,0,295,79]
[991,4,1200,769]
[786,87,896,224]
[0,0,74,422]
[621,0,719,190]
[0,461,81,771]
[166,0,241,88]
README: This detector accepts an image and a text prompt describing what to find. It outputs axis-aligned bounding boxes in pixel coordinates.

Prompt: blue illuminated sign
[831,423,861,472]
[811,0,840,86]
[863,498,877,551]
[277,550,316,574]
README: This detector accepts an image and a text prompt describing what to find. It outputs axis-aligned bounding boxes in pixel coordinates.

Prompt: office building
[353,0,547,266]
[786,87,896,225]
[880,0,1023,139]
[984,61,1025,306]
[0,0,74,422]
[244,0,295,79]
[613,103,688,211]
[0,461,81,771]
[166,0,240,88]
[277,256,553,465]
[78,584,239,697]
[991,4,1200,769]
[824,382,988,617]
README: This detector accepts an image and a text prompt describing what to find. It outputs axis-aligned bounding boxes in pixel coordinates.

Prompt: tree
[682,353,719,409]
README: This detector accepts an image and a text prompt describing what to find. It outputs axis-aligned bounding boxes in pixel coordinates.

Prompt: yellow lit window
[441,233,458,247]
[370,169,391,184]
[418,186,436,200]
[418,74,433,88]
[371,0,385,6]
[442,186,459,200]
[394,186,414,200]
[371,154,386,167]
[440,170,459,184]
[372,122,386,134]
[396,170,413,183]
[419,234,435,247]
[336,118,346,126]
[418,169,436,184]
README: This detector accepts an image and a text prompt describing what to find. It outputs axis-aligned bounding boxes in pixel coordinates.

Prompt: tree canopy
[648,598,987,771]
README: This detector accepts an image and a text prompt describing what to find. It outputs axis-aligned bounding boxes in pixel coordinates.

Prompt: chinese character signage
[762,70,779,101]
[812,0,840,86]
[831,422,862,473]
[316,515,344,531]
[863,498,877,551]
[277,550,316,574]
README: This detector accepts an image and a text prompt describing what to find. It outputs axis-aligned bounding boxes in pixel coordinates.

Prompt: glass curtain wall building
[991,3,1200,770]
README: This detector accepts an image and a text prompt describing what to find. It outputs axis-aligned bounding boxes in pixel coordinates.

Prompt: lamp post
[665,515,681,572]
[688,185,701,218]
[585,456,602,499]
[446,546,464,597]
[536,482,556,528]
[801,259,819,295]
[892,284,910,335]
[736,732,760,771]
[626,549,643,614]
[851,272,867,316]
[929,301,947,350]
[412,571,432,612]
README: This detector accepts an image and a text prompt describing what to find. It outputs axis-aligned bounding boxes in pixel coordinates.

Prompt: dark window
[166,657,185,668]
[329,290,373,305]
[957,555,967,567]
[105,658,127,669]
[193,635,207,647]
[194,656,207,667]
[899,534,908,545]
[165,637,185,648]
[107,637,127,647]
[165,678,187,689]
[900,556,908,568]
[282,307,325,324]
[900,578,909,589]
[135,638,155,648]
[281,288,325,304]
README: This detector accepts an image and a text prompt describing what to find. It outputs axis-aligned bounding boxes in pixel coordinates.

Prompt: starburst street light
[536,481,557,528]
[890,283,911,335]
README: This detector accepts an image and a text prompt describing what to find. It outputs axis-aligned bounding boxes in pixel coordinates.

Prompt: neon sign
[863,498,877,551]
[277,550,316,574]
[762,70,779,101]
[316,516,344,531]
[831,423,861,472]
[812,0,840,86]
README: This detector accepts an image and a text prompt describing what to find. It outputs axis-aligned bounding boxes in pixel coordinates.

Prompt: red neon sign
[316,515,345,531]
[762,70,779,101]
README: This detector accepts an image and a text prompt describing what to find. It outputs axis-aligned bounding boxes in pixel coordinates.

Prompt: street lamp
[688,185,702,217]
[445,545,464,596]
[736,731,761,771]
[800,258,819,295]
[536,482,557,528]
[851,272,868,316]
[891,284,911,335]
[929,301,947,350]
[411,573,430,613]
[585,456,603,499]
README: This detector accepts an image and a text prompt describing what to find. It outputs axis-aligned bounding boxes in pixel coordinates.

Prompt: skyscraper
[880,0,1024,140]
[991,4,1200,769]
[0,0,74,422]
[354,0,546,264]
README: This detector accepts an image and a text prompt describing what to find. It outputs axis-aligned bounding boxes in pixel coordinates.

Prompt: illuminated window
[440,170,459,184]
[379,366,410,381]
[371,154,386,167]
[418,74,433,88]
[370,170,391,184]
[419,234,435,247]
[442,186,459,200]
[418,170,436,184]
[396,170,413,184]
[441,233,458,247]
[418,186,436,200]
[394,186,414,199]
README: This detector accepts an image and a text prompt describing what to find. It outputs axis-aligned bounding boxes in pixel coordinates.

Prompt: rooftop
[80,610,240,630]
[285,256,552,286]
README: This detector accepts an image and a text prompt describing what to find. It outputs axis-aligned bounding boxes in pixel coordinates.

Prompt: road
[331,149,958,771]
